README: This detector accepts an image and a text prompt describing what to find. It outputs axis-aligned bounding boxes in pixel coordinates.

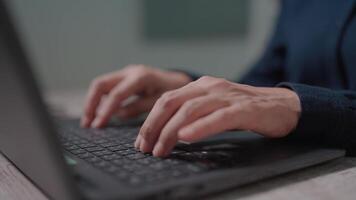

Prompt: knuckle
[198,75,214,82]
[179,126,197,140]
[128,66,154,82]
[212,78,230,88]
[91,78,105,89]
[127,64,148,73]
[136,68,149,76]
[160,90,174,99]
[111,89,123,100]
[179,126,195,137]
[197,76,230,89]
[181,100,199,117]
[158,91,178,109]
[136,71,152,82]
[104,92,120,106]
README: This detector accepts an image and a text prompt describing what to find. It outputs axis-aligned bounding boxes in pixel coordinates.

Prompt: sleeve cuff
[276,82,356,154]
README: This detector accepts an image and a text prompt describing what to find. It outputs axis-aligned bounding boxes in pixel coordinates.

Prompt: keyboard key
[101,154,122,161]
[171,170,184,177]
[116,149,136,156]
[108,146,127,152]
[85,156,101,163]
[85,146,104,152]
[93,160,111,169]
[72,139,89,145]
[128,176,142,185]
[78,143,96,148]
[93,150,113,156]
[94,139,110,144]
[70,148,86,155]
[112,158,132,166]
[126,153,146,160]
[149,162,167,170]
[61,142,71,147]
[103,165,119,173]
[184,164,204,173]
[123,143,134,148]
[60,124,216,185]
[100,142,118,148]
[64,145,80,151]
[170,149,186,155]
[137,157,155,165]
[132,168,151,176]
[77,152,94,159]
[143,173,167,182]
[162,158,184,165]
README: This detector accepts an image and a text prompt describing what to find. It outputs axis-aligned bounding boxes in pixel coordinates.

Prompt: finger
[152,95,229,157]
[81,73,123,127]
[134,134,142,149]
[92,77,145,128]
[117,95,158,119]
[138,83,206,153]
[178,107,239,142]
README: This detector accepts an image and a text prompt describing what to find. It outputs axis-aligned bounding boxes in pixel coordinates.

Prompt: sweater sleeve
[277,82,356,156]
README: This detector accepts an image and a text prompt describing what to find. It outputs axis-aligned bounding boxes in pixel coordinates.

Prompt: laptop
[0,1,346,199]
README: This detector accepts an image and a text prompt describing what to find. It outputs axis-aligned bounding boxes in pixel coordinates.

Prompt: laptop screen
[0,1,79,199]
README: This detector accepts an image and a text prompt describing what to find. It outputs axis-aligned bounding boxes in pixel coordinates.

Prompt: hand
[135,76,301,157]
[81,65,192,128]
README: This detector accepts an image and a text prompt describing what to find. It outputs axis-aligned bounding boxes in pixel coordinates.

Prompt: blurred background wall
[8,0,279,91]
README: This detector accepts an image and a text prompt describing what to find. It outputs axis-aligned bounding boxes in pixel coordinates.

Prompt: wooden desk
[1,90,356,200]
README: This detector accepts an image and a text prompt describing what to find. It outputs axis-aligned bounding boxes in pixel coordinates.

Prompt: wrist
[277,87,302,133]
[282,88,301,116]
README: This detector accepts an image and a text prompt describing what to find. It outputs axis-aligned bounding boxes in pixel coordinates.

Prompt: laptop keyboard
[58,125,214,185]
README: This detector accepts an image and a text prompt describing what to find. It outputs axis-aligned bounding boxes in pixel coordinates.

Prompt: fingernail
[91,118,101,128]
[81,117,89,127]
[134,136,140,149]
[80,118,86,127]
[141,139,153,153]
[139,139,147,152]
[153,142,164,157]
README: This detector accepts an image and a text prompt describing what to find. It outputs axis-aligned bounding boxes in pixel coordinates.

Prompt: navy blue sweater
[185,0,356,155]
